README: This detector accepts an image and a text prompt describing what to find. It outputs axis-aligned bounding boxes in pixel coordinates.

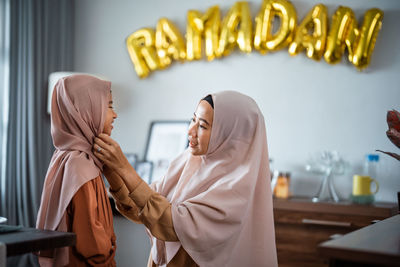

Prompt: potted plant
[376,109,400,211]
[377,109,400,161]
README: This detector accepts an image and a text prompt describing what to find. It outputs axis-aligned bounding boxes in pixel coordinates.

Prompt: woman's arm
[102,165,124,191]
[105,169,178,241]
[93,134,141,192]
[93,134,178,241]
[128,181,179,241]
[103,166,142,222]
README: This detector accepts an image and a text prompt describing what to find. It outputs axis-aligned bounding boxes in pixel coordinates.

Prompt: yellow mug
[353,175,379,196]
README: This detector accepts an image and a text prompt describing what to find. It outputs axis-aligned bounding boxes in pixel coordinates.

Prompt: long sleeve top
[110,181,198,267]
[66,175,116,267]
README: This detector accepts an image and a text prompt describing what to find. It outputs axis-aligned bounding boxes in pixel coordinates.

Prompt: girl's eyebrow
[194,112,210,126]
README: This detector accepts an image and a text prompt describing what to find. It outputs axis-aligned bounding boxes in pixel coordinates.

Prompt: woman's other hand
[103,165,124,191]
[94,134,142,192]
[93,134,131,175]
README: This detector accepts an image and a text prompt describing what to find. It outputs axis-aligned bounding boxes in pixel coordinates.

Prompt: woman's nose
[188,122,197,137]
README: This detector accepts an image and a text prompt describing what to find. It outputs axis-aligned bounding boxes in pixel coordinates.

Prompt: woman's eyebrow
[109,100,113,104]
[194,112,210,126]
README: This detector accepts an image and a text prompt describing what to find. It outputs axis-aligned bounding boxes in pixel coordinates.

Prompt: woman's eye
[191,117,196,122]
[200,125,207,129]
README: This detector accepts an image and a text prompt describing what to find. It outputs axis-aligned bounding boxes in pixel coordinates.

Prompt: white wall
[75,0,400,264]
[75,0,400,202]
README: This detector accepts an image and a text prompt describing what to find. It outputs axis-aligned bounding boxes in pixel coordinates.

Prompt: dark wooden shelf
[272,197,398,267]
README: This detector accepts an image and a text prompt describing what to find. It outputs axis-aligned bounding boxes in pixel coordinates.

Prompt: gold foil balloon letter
[288,4,327,60]
[324,6,356,65]
[217,2,253,57]
[254,0,297,53]
[126,28,160,79]
[324,7,383,70]
[156,18,186,68]
[186,6,221,61]
[126,1,385,78]
[351,9,383,70]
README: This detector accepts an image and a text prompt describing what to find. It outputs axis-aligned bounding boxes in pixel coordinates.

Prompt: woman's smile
[189,139,198,147]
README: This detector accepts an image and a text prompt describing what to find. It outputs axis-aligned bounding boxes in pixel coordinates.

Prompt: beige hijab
[151,91,278,267]
[36,74,110,266]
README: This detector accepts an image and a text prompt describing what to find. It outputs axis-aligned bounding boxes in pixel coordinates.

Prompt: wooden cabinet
[273,198,398,267]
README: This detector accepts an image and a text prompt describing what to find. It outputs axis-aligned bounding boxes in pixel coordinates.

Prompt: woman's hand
[93,134,131,176]
[93,134,142,192]
[102,165,124,191]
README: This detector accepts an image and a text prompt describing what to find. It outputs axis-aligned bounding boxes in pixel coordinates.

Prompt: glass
[306,151,347,203]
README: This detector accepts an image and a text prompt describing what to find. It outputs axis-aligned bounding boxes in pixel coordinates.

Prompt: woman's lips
[189,140,197,147]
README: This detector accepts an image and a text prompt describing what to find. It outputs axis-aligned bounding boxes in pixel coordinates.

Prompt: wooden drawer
[274,210,383,229]
[273,198,398,267]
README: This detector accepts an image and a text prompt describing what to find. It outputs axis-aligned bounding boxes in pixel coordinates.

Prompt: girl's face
[188,100,214,155]
[103,92,117,135]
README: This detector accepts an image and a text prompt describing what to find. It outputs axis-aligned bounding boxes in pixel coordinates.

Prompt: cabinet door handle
[301,218,352,227]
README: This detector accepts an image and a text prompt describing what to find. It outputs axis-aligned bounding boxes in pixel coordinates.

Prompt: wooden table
[318,214,400,266]
[0,226,76,256]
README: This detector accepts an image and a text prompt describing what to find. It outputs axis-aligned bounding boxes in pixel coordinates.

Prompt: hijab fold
[36,74,110,266]
[150,91,278,267]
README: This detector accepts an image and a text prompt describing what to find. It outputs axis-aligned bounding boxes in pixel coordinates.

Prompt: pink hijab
[36,74,110,265]
[151,91,278,266]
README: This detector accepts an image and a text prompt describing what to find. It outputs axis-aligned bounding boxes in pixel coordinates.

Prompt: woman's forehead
[196,101,214,120]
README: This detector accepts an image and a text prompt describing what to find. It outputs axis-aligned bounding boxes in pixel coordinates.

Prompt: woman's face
[188,100,214,155]
[103,92,117,135]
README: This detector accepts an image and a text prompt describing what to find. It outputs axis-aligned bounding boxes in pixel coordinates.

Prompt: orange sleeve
[69,177,115,266]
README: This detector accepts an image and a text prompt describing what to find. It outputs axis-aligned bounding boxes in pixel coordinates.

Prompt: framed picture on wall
[144,121,190,183]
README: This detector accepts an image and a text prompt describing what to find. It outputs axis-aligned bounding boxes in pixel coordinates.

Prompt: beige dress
[110,181,198,267]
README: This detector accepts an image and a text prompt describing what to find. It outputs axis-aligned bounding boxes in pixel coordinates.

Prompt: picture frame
[144,121,190,183]
[136,161,153,184]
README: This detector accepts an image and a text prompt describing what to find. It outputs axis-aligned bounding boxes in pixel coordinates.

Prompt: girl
[37,74,117,266]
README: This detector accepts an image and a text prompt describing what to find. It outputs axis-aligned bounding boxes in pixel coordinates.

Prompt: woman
[36,74,117,266]
[94,91,277,266]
